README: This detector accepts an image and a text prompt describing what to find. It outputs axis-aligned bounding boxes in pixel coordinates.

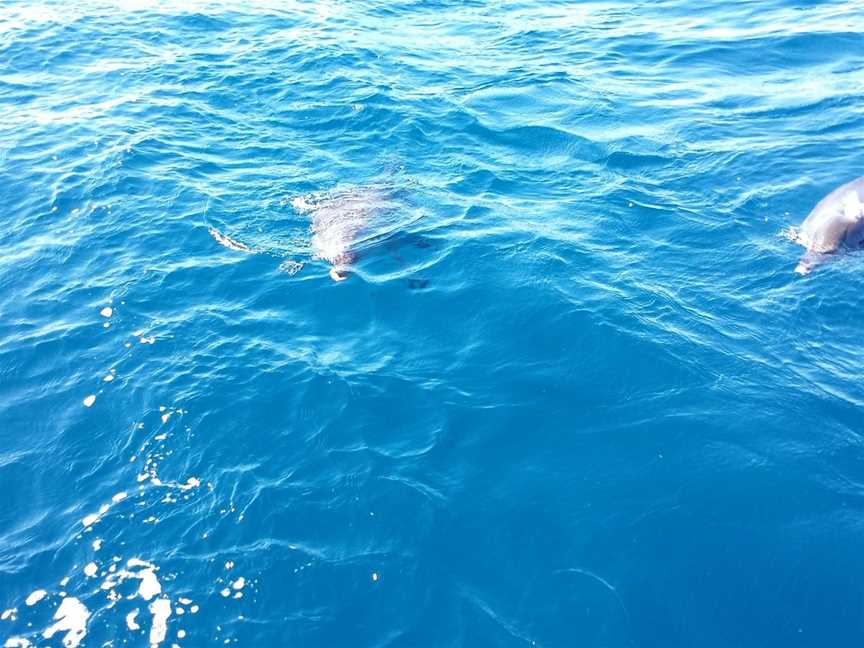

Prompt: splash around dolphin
[791,176,864,275]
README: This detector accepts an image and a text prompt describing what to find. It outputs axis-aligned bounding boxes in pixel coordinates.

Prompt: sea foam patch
[148,598,172,646]
[25,591,46,606]
[42,597,89,648]
[6,407,212,647]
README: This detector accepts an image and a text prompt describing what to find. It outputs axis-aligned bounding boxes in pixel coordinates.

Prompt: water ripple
[2,0,864,646]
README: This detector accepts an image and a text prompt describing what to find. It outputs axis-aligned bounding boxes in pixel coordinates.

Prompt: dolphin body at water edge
[293,186,396,281]
[793,177,864,275]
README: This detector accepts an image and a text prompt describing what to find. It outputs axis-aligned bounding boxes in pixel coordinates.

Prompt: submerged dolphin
[293,186,394,281]
[793,177,864,274]
[208,184,411,281]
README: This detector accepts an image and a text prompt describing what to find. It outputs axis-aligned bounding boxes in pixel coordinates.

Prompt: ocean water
[2,1,864,646]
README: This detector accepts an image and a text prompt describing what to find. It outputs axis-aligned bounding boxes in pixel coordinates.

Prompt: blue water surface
[2,1,864,646]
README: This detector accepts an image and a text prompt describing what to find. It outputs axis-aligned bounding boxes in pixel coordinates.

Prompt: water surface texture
[2,1,864,646]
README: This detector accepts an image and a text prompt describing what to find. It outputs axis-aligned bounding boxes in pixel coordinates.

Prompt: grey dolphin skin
[293,186,393,281]
[794,176,864,274]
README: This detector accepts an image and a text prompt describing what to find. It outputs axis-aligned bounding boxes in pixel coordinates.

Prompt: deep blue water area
[2,1,864,646]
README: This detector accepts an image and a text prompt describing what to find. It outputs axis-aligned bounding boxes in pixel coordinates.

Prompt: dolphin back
[799,177,864,253]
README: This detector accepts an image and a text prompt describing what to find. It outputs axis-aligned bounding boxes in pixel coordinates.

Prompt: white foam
[100,559,165,605]
[25,590,46,606]
[291,196,315,212]
[83,563,98,578]
[126,609,140,631]
[42,597,89,648]
[137,569,161,601]
[4,638,30,647]
[92,539,102,551]
[220,588,230,598]
[100,307,113,318]
[177,629,186,639]
[127,558,152,569]
[209,228,254,253]
[103,374,114,382]
[139,336,156,345]
[82,395,96,408]
[189,605,199,614]
[112,492,128,503]
[148,598,171,647]
[278,259,304,275]
[231,577,245,590]
[59,577,69,587]
[180,477,200,490]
